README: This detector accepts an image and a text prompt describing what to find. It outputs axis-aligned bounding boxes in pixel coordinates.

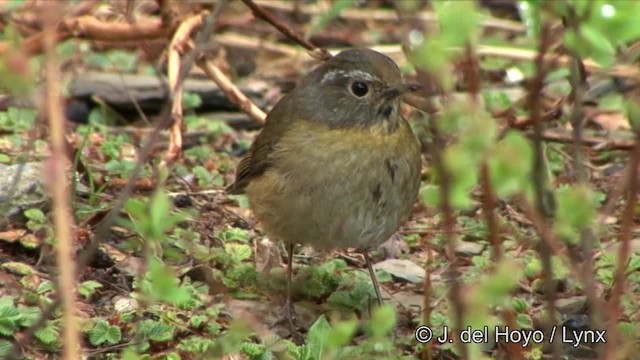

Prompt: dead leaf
[255,237,282,273]
[0,229,26,243]
[587,109,630,130]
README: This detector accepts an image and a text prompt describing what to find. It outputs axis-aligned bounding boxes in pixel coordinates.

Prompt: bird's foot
[274,299,304,343]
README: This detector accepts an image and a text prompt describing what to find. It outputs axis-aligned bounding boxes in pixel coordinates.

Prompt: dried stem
[197,59,267,124]
[0,16,179,55]
[527,23,561,359]
[240,0,330,60]
[567,49,603,333]
[42,3,81,359]
[163,1,227,165]
[415,66,468,359]
[421,246,432,360]
[603,130,640,358]
[165,11,208,165]
[525,129,635,151]
[481,165,501,262]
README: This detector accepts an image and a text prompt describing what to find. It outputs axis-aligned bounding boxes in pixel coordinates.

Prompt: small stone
[0,162,48,230]
[113,296,139,313]
[373,259,424,284]
[454,241,485,256]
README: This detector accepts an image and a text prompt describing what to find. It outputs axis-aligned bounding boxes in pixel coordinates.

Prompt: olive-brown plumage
[228,48,421,331]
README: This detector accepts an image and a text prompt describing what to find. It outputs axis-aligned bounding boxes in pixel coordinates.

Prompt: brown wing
[226,95,293,194]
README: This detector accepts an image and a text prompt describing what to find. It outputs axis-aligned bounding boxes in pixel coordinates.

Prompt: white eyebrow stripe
[321,69,378,83]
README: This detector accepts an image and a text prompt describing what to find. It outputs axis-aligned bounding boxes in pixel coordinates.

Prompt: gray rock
[373,259,424,284]
[454,241,486,256]
[0,163,48,229]
[377,233,409,259]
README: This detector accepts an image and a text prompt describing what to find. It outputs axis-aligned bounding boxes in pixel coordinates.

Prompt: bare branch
[42,3,81,359]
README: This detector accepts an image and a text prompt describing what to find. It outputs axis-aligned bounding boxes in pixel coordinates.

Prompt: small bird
[227,48,421,330]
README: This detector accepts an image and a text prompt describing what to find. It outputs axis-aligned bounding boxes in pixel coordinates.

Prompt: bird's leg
[283,242,297,332]
[362,251,383,306]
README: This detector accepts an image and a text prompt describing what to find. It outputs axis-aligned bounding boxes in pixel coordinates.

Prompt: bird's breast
[246,119,421,249]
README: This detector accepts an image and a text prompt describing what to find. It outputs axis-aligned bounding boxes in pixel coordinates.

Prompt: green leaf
[617,321,636,340]
[0,340,12,358]
[306,315,331,355]
[580,24,616,66]
[190,315,208,328]
[1,261,37,276]
[165,352,181,360]
[411,37,450,83]
[517,0,540,37]
[136,319,174,342]
[515,313,533,329]
[17,306,40,327]
[79,280,103,299]
[511,297,528,313]
[146,258,190,304]
[433,0,481,47]
[476,259,522,307]
[88,319,122,346]
[554,185,597,241]
[177,336,215,354]
[624,99,640,130]
[218,227,251,243]
[325,318,357,349]
[24,208,46,223]
[35,322,60,346]
[368,304,396,339]
[149,191,171,240]
[0,303,20,336]
[443,144,478,209]
[420,184,441,208]
[182,92,202,110]
[489,131,534,198]
[224,243,252,262]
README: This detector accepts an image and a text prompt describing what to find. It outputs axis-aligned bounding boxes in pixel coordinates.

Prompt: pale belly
[245,122,421,250]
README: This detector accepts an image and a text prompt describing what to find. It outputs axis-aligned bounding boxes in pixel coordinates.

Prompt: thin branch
[566,38,603,334]
[415,67,468,359]
[240,0,330,60]
[163,1,227,166]
[0,16,179,55]
[603,130,640,359]
[524,129,635,151]
[165,11,209,166]
[527,23,561,360]
[197,58,267,124]
[42,2,81,359]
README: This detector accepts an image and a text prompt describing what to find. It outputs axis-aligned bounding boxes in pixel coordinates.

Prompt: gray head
[291,48,414,131]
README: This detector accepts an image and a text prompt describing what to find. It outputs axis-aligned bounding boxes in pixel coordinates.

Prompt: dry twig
[240,0,330,60]
[0,16,179,55]
[603,130,640,358]
[42,4,81,359]
[527,23,561,359]
[197,59,266,124]
[164,2,227,165]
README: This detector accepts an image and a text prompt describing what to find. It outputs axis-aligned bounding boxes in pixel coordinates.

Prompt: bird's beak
[383,82,422,99]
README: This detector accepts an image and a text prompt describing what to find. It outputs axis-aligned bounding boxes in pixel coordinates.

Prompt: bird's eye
[350,81,369,97]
